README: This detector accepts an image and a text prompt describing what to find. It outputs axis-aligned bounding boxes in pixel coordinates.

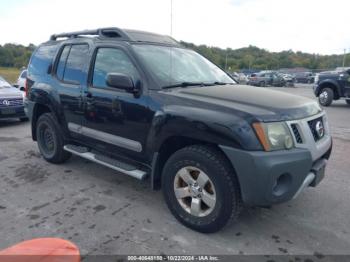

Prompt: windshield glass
[0,77,11,88]
[132,45,234,88]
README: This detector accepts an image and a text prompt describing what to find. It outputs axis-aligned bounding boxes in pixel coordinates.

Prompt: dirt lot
[0,85,349,256]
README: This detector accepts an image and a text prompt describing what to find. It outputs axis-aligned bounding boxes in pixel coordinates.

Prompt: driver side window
[92,48,140,89]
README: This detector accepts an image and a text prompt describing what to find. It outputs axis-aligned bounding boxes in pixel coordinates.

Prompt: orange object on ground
[0,238,80,262]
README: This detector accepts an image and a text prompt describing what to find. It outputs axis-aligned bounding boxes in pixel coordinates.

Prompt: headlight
[252,122,294,151]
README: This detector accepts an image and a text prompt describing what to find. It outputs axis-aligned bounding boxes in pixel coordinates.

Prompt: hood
[161,85,322,122]
[0,86,23,99]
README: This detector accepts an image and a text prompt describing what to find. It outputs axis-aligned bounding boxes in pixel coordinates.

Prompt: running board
[63,145,147,180]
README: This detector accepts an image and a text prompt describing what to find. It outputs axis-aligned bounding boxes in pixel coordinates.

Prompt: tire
[36,113,71,164]
[318,87,334,107]
[19,117,28,122]
[162,145,241,233]
[259,81,265,87]
[346,100,350,106]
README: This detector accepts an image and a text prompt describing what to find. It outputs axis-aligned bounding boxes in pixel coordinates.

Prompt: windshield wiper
[162,82,207,89]
[212,81,230,85]
[162,81,232,89]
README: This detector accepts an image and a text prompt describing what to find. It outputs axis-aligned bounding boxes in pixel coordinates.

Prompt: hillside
[0,42,348,73]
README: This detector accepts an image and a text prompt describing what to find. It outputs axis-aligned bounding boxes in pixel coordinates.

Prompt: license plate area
[1,108,16,115]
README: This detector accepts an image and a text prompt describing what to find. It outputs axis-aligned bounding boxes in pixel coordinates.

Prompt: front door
[82,46,153,162]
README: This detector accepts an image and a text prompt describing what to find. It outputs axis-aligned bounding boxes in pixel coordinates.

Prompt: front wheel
[318,88,334,107]
[162,145,241,233]
[346,99,350,106]
[36,113,71,163]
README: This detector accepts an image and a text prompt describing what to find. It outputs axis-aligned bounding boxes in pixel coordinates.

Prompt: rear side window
[56,44,89,85]
[28,45,58,76]
[56,46,71,80]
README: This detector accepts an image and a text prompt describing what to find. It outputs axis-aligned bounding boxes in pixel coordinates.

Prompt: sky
[0,0,349,55]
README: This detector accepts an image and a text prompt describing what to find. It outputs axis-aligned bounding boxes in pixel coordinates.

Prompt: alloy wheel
[173,166,216,217]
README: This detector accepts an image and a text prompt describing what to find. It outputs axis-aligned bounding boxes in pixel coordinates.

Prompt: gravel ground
[0,85,349,257]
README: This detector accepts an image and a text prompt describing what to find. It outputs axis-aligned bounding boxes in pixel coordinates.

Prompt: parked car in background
[248,71,285,87]
[0,76,27,121]
[279,73,295,87]
[294,72,315,84]
[229,72,248,84]
[14,69,27,91]
[313,68,350,106]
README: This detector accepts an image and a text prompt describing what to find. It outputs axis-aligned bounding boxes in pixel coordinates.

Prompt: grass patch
[0,67,21,84]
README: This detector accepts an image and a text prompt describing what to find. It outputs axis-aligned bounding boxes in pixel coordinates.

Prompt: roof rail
[50,27,130,41]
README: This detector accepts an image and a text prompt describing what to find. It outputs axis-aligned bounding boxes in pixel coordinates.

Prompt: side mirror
[106,73,136,93]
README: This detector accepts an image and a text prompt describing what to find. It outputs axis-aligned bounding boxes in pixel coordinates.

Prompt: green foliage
[0,42,348,74]
[0,67,21,83]
[180,41,349,71]
[0,43,35,68]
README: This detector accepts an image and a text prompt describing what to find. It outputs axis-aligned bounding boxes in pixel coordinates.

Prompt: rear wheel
[346,99,350,106]
[36,113,71,163]
[318,88,334,107]
[162,145,241,233]
[259,81,265,87]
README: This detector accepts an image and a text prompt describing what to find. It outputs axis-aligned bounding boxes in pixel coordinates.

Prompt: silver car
[0,76,27,121]
[15,69,27,91]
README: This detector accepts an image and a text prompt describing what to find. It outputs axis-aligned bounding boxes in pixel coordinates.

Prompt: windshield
[0,77,11,88]
[132,45,234,88]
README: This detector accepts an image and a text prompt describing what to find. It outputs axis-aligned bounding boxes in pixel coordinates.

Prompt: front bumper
[0,105,26,119]
[220,143,332,206]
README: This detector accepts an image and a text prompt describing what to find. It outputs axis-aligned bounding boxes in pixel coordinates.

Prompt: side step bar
[64,145,147,180]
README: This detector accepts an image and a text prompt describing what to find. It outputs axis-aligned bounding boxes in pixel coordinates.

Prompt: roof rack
[50,27,130,41]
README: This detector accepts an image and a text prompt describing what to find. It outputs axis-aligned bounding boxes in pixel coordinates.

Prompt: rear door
[52,43,90,139]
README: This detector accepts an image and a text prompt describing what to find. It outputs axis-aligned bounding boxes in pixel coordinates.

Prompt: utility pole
[170,0,173,36]
[342,49,346,68]
[225,51,228,71]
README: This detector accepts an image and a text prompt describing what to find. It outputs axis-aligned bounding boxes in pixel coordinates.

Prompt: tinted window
[28,45,58,76]
[92,48,140,88]
[56,45,71,80]
[63,44,89,85]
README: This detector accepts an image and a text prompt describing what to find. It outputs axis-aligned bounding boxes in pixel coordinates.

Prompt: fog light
[272,173,292,197]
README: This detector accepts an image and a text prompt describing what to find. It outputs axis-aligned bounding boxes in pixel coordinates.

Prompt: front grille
[308,117,323,142]
[0,98,23,108]
[291,124,303,143]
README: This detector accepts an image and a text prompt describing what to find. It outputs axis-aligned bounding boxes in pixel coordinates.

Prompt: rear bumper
[220,143,332,206]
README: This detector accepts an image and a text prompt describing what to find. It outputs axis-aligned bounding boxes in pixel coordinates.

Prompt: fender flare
[316,80,342,98]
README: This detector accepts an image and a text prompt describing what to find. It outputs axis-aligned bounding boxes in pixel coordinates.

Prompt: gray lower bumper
[220,145,332,206]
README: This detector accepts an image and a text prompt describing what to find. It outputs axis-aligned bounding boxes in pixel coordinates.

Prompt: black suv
[313,68,350,106]
[26,28,332,233]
